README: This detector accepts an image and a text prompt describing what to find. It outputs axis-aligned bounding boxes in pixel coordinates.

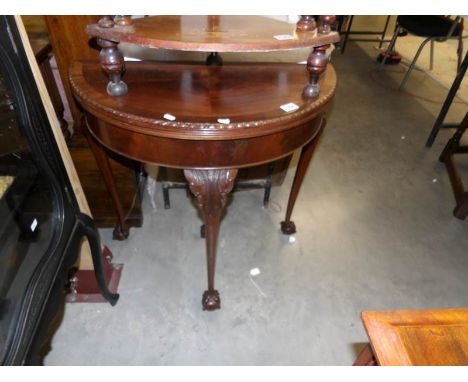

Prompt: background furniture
[426,49,468,147]
[354,308,468,366]
[381,15,464,90]
[0,16,116,365]
[37,16,145,237]
[338,15,392,54]
[439,112,468,219]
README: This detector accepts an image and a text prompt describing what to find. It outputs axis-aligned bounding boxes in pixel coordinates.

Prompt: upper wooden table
[86,15,340,52]
[74,15,339,310]
[356,308,468,365]
[86,15,340,98]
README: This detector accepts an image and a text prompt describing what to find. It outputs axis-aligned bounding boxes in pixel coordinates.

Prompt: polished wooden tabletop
[86,16,340,53]
[362,308,468,366]
[69,60,336,141]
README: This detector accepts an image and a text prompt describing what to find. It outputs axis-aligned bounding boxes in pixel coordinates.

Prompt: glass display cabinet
[0,16,117,365]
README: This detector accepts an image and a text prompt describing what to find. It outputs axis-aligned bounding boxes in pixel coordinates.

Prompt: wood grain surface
[69,61,336,140]
[86,16,340,52]
[362,308,468,366]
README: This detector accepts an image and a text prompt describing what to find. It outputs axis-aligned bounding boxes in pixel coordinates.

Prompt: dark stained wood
[70,61,336,143]
[184,169,238,310]
[362,308,468,366]
[318,15,337,35]
[23,17,69,138]
[43,16,144,231]
[304,45,331,98]
[97,37,128,96]
[44,16,98,127]
[86,16,340,53]
[83,122,130,240]
[353,344,378,366]
[296,16,317,32]
[281,118,325,235]
[113,15,133,27]
[70,60,336,308]
[68,134,143,229]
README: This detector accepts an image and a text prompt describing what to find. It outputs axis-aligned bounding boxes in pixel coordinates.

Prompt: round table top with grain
[86,16,341,53]
[70,60,336,168]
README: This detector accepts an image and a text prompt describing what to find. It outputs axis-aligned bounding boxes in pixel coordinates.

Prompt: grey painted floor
[45,42,468,365]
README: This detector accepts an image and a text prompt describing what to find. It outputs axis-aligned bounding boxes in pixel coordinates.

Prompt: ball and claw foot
[107,80,128,97]
[280,220,296,235]
[112,224,129,240]
[202,290,221,311]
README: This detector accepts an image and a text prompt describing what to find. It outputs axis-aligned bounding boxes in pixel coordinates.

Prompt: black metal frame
[426,49,468,147]
[0,16,117,365]
[339,15,392,54]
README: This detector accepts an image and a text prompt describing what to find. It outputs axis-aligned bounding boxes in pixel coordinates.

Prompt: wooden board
[362,308,468,366]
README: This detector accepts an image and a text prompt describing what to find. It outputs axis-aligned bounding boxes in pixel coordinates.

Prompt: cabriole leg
[184,169,238,311]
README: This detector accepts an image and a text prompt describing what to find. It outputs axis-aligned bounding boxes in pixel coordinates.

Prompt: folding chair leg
[429,39,435,70]
[399,37,432,91]
[379,26,400,70]
[341,15,354,54]
[378,15,391,49]
[426,50,468,147]
[457,37,463,72]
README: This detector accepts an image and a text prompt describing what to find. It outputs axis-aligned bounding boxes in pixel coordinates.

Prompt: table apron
[85,112,326,169]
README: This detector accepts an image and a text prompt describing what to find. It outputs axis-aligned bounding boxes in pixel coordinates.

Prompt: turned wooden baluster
[296,15,317,32]
[184,169,238,311]
[96,16,133,96]
[281,119,326,235]
[318,15,336,35]
[113,15,134,27]
[302,15,336,99]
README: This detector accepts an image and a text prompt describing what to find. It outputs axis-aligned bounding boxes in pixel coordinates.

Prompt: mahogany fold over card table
[71,16,339,310]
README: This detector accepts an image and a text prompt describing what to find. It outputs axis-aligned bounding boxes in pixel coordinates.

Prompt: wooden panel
[362,308,468,366]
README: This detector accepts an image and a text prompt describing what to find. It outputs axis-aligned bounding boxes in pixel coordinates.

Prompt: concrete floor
[45,41,468,365]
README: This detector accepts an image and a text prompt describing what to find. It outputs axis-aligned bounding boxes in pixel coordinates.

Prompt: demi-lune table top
[69,60,336,141]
